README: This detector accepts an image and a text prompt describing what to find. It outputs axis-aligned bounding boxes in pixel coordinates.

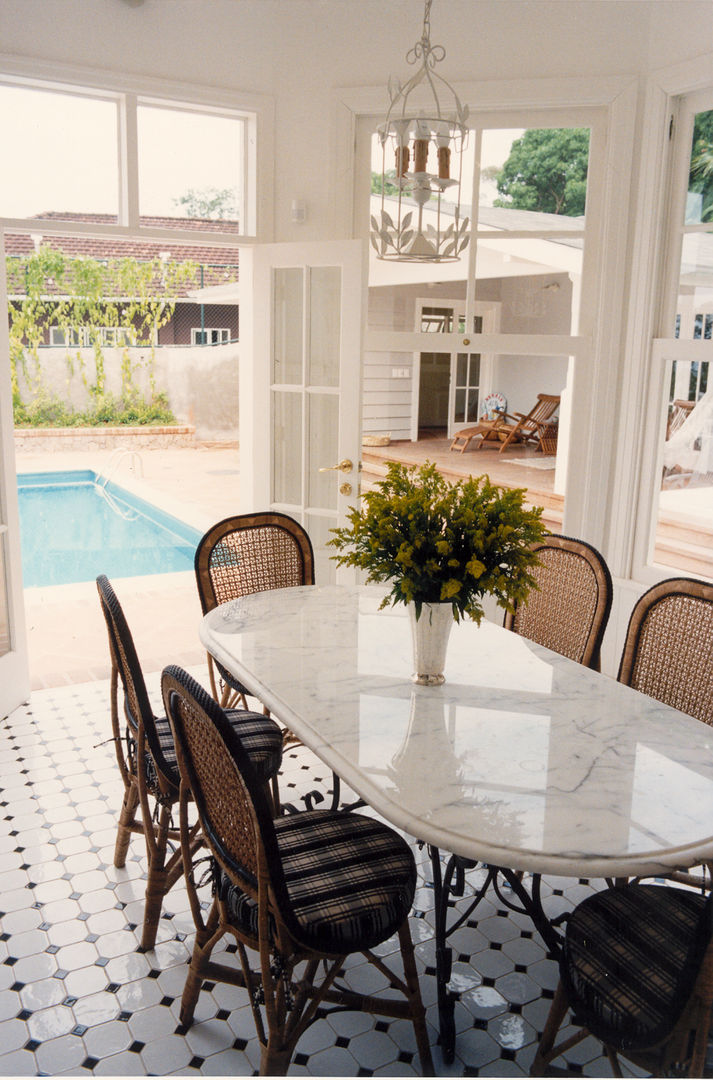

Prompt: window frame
[191,327,231,346]
[0,56,275,244]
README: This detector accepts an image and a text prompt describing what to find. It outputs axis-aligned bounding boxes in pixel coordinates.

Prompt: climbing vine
[7,248,198,426]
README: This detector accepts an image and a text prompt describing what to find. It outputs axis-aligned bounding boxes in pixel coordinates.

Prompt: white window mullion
[118,92,140,229]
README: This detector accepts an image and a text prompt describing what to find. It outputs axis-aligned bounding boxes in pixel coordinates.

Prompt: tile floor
[0,668,709,1077]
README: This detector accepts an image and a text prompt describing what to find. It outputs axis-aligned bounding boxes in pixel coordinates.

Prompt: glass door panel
[272,392,302,505]
[0,533,10,657]
[273,268,304,384]
[308,267,341,386]
[307,393,339,510]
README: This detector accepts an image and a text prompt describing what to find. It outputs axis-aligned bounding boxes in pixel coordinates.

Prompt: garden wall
[14,343,239,442]
[14,424,196,453]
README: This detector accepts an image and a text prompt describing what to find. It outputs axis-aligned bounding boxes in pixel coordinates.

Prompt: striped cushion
[218,810,416,954]
[562,884,711,1053]
[152,708,283,786]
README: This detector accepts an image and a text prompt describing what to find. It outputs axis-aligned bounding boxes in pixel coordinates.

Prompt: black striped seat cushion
[143,708,283,789]
[218,810,416,954]
[561,884,711,1053]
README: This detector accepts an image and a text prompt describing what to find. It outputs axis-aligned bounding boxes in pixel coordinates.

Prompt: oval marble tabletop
[200,583,713,879]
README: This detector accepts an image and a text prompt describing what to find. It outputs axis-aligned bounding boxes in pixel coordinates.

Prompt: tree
[493,128,590,217]
[689,110,713,222]
[371,170,401,196]
[173,186,238,220]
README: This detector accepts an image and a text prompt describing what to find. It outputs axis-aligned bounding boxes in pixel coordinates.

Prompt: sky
[0,84,242,220]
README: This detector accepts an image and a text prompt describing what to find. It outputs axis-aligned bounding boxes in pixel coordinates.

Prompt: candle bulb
[414,138,429,173]
[396,144,410,177]
[438,145,450,180]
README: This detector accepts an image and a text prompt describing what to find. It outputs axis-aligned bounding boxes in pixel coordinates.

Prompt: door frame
[410,298,501,441]
[0,231,29,717]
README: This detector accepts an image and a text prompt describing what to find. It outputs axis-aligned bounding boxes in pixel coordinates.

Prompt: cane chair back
[532,883,713,1078]
[162,665,434,1076]
[618,577,713,723]
[96,575,283,950]
[195,512,314,708]
[503,535,612,670]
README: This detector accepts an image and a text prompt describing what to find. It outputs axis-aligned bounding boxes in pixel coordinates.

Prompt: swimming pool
[18,470,202,588]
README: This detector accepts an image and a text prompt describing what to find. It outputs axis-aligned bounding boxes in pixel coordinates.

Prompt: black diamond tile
[72,1024,88,1037]
[106,983,121,994]
[128,1041,145,1053]
[216,1008,230,1021]
[24,1039,41,1052]
[335,1036,350,1048]
[82,1057,99,1069]
[17,1008,32,1020]
[63,996,78,1007]
[293,1053,308,1066]
[233,1037,248,1051]
[147,968,161,979]
[10,981,25,991]
[118,1011,131,1022]
[188,1055,204,1068]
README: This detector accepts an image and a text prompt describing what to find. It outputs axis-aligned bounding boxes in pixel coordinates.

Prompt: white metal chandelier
[372,0,470,263]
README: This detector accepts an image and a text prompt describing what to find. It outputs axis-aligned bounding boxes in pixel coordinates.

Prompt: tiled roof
[5,214,239,299]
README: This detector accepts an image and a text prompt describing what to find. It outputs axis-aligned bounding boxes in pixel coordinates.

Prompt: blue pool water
[18,470,202,587]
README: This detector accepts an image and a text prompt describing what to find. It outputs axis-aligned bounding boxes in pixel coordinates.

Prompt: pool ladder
[94,449,144,520]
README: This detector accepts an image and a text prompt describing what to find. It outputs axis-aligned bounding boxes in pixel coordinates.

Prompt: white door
[0,235,30,717]
[239,240,366,583]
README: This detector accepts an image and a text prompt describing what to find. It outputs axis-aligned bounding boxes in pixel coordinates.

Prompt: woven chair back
[504,535,612,669]
[96,575,167,772]
[195,512,315,614]
[618,577,713,724]
[162,665,283,899]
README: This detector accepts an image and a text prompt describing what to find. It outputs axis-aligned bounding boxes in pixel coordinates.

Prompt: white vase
[409,601,454,685]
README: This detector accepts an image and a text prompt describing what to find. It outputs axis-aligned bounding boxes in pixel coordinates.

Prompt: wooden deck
[361,433,565,530]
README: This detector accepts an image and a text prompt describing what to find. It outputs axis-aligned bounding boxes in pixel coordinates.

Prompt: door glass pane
[307,394,339,510]
[273,269,303,384]
[480,127,590,226]
[455,388,465,423]
[0,85,119,220]
[137,104,243,227]
[420,306,454,332]
[0,537,10,657]
[308,267,340,387]
[467,388,479,423]
[306,514,337,586]
[685,109,713,225]
[674,232,713,338]
[657,354,713,577]
[456,353,467,384]
[272,391,302,504]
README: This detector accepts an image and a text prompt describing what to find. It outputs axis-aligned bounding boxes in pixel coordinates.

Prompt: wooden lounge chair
[449,392,560,454]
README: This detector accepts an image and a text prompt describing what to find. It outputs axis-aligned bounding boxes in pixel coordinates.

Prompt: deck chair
[97,575,284,949]
[194,512,314,710]
[161,665,434,1077]
[450,393,560,454]
[531,883,713,1077]
[503,534,612,671]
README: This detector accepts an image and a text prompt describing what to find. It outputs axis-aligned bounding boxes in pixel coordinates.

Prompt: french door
[239,240,366,583]
[0,233,29,717]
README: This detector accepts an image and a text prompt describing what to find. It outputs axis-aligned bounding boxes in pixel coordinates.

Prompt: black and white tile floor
[0,669,708,1077]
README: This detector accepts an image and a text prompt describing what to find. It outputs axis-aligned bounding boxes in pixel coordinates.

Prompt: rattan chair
[161,665,434,1077]
[617,576,713,889]
[503,534,612,671]
[194,512,315,710]
[618,576,713,721]
[97,575,284,950]
[531,883,713,1077]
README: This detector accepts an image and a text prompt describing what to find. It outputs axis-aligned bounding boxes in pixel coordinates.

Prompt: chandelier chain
[407,0,445,69]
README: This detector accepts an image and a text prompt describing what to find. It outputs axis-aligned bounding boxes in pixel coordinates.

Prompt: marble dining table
[200,582,713,1060]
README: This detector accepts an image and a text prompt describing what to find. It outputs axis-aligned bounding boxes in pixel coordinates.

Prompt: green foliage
[13,390,175,428]
[173,186,238,219]
[493,128,589,216]
[371,170,401,196]
[328,461,546,623]
[7,247,195,427]
[689,110,713,222]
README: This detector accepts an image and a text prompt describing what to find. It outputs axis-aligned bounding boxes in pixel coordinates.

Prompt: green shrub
[13,390,176,428]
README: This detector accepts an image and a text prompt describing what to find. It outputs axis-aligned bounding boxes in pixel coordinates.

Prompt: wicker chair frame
[97,575,200,950]
[162,665,434,1077]
[97,575,281,950]
[531,885,713,1078]
[503,534,612,671]
[194,512,315,710]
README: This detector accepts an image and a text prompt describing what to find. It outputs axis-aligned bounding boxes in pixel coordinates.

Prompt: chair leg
[530,981,569,1075]
[398,922,435,1076]
[140,801,172,951]
[179,905,223,1027]
[114,781,140,868]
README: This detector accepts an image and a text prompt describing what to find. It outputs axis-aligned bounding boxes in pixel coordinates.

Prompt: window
[191,328,230,345]
[648,93,713,579]
[49,327,136,347]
